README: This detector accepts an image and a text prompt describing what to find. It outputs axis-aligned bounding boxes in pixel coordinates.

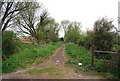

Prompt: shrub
[93,18,114,51]
[2,31,19,56]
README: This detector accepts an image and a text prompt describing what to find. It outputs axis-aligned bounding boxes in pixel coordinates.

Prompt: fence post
[91,46,94,67]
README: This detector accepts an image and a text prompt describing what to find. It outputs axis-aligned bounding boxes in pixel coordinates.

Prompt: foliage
[84,18,117,60]
[36,19,60,43]
[84,30,94,50]
[93,17,114,51]
[64,21,81,44]
[84,18,117,51]
[14,2,41,44]
[77,34,86,47]
[14,2,59,44]
[61,20,86,47]
[2,31,19,55]
[2,42,63,73]
[111,32,120,51]
[61,20,70,34]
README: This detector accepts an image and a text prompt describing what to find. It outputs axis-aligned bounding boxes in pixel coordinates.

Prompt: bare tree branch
[0,2,30,31]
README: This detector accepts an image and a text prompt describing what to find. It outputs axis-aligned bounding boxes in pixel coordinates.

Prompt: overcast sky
[38,0,118,37]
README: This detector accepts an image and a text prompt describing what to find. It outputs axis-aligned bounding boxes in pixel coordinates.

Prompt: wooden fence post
[91,46,94,67]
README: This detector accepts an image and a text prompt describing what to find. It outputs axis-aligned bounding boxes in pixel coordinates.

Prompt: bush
[77,34,86,47]
[2,31,19,56]
[93,18,114,51]
[84,30,94,50]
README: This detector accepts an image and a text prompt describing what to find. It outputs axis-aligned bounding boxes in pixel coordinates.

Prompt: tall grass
[65,43,92,69]
[2,42,63,74]
[65,43,118,79]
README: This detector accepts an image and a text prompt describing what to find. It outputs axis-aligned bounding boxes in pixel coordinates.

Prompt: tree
[0,2,30,31]
[93,17,114,51]
[14,2,47,44]
[64,21,81,44]
[14,2,59,44]
[45,19,60,42]
[36,19,60,43]
[77,33,86,46]
[61,20,70,34]
[85,30,94,50]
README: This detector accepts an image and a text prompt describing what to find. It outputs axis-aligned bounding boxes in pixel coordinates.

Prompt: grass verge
[65,43,118,79]
[2,42,63,74]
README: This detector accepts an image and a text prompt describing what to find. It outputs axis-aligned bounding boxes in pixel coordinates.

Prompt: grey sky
[38,0,118,37]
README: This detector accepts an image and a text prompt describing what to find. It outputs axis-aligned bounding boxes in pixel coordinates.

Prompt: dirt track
[1,45,106,79]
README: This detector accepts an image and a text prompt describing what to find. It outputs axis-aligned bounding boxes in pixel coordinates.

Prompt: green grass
[65,43,119,79]
[27,66,58,75]
[65,43,91,67]
[2,42,63,74]
[112,44,120,51]
[27,64,64,78]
